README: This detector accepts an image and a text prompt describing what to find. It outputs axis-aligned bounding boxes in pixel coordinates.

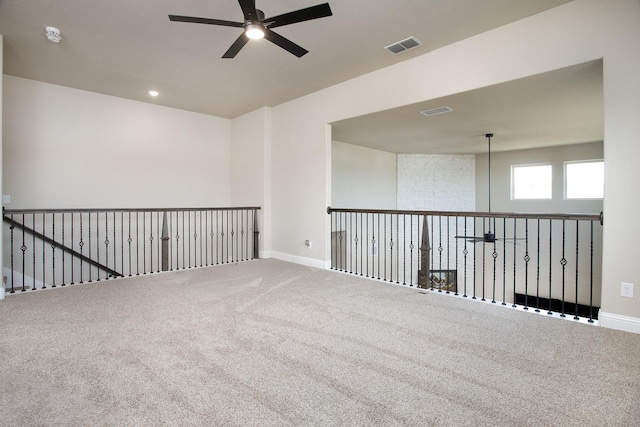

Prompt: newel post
[253,209,259,259]
[418,215,431,288]
[161,211,170,271]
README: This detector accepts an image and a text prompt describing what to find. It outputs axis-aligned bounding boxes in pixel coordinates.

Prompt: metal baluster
[409,215,413,286]
[215,210,219,265]
[114,212,118,276]
[384,214,388,281]
[535,219,541,312]
[51,214,56,288]
[502,218,507,305]
[353,212,358,275]
[523,219,530,310]
[96,212,100,281]
[548,219,553,316]
[384,214,393,281]
[136,212,140,275]
[360,212,364,276]
[128,212,133,276]
[366,213,370,277]
[199,211,203,266]
[438,215,443,292]
[61,213,66,286]
[403,214,407,285]
[560,220,567,317]
[210,210,215,265]
[21,214,26,292]
[79,213,84,284]
[376,213,380,280]
[121,212,124,276]
[491,231,497,303]
[454,216,459,295]
[41,213,46,289]
[512,219,517,308]
[105,212,110,279]
[446,216,451,294]
[588,221,595,323]
[480,217,486,300]
[142,211,146,274]
[472,217,477,299]
[182,211,186,269]
[396,214,400,284]
[9,214,15,293]
[349,212,353,274]
[574,221,580,320]
[463,216,468,298]
[30,214,35,290]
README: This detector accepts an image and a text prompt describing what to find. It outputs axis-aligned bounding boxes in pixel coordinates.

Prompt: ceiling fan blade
[222,33,250,58]
[263,28,308,57]
[238,0,260,21]
[169,15,243,28]
[264,3,333,28]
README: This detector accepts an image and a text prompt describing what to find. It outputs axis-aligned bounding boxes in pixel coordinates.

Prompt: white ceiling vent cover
[420,106,453,116]
[384,36,422,54]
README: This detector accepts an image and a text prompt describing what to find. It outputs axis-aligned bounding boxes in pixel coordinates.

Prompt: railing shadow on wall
[327,207,603,324]
[3,207,260,293]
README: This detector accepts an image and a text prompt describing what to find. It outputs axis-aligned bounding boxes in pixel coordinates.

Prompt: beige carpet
[1,259,639,426]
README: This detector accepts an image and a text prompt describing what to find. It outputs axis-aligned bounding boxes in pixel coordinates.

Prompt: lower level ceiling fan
[455,133,522,244]
[169,0,332,58]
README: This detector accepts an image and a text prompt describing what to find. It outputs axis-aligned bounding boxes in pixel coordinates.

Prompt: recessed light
[149,90,159,97]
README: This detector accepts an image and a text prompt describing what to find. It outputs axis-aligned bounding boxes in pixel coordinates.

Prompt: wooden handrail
[327,206,602,224]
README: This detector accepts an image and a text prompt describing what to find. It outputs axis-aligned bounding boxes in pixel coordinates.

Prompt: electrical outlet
[621,282,634,298]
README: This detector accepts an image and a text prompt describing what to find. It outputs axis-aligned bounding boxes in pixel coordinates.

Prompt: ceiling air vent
[420,106,453,117]
[384,36,422,54]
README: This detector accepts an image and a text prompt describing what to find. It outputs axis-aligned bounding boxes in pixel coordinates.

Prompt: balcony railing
[328,207,603,323]
[3,207,260,293]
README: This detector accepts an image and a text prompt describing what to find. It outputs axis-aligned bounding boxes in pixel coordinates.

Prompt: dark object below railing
[327,206,603,324]
[3,206,260,293]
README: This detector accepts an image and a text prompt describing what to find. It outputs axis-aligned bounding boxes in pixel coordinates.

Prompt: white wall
[231,107,272,257]
[331,140,396,209]
[3,76,231,209]
[397,154,475,211]
[268,0,640,329]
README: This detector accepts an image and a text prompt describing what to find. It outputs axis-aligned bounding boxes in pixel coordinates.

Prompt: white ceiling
[1,0,573,120]
[331,60,604,154]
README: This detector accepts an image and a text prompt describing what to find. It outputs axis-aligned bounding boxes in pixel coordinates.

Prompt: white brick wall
[397,154,476,286]
[397,154,475,211]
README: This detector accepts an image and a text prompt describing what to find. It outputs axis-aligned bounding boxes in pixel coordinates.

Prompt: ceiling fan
[169,0,333,58]
[456,133,522,244]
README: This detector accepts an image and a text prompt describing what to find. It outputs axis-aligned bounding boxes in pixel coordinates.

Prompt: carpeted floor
[1,259,639,426]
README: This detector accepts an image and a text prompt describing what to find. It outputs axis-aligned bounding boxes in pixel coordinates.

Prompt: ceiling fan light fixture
[245,23,265,39]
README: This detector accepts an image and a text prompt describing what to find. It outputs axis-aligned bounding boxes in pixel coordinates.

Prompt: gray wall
[476,142,604,214]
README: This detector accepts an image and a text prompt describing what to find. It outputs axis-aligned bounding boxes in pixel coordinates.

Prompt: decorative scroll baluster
[463,217,468,298]
[560,220,567,317]
[9,214,15,293]
[523,219,530,310]
[535,219,541,312]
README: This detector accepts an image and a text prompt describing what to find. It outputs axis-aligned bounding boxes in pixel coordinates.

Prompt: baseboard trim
[599,311,640,334]
[270,251,329,270]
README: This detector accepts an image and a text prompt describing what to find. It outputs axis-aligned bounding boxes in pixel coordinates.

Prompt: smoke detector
[45,26,62,43]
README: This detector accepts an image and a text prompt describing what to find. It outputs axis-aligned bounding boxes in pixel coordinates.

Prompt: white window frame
[564,159,604,200]
[511,163,553,200]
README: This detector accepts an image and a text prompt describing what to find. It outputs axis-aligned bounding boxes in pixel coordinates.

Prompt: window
[565,160,604,199]
[511,164,552,199]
